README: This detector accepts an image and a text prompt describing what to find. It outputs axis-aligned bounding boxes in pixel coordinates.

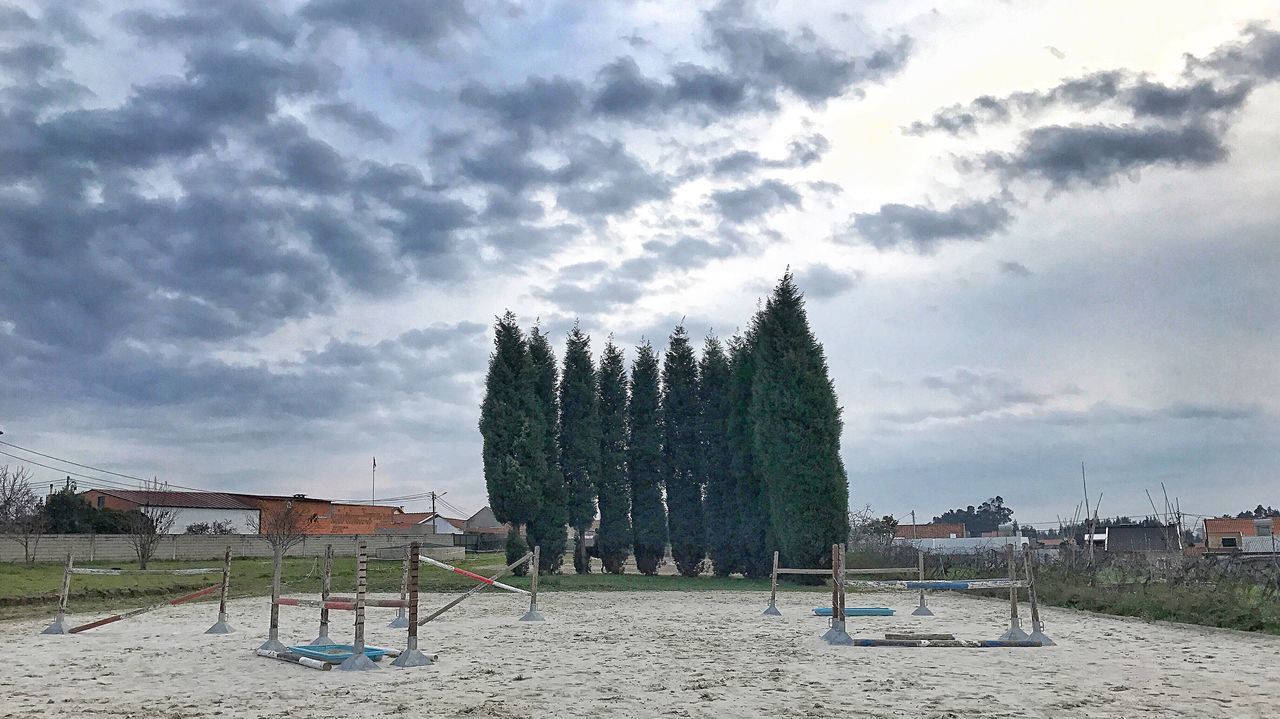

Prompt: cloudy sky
[1,0,1276,529]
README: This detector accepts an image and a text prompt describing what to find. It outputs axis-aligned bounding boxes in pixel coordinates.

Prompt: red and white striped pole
[69,584,219,633]
[419,554,529,595]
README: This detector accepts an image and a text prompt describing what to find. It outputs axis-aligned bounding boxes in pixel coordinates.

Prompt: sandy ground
[4,588,1279,718]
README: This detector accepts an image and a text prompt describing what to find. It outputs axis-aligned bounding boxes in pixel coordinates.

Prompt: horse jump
[40,547,234,636]
[841,544,1053,646]
[259,540,433,671]
[763,549,916,617]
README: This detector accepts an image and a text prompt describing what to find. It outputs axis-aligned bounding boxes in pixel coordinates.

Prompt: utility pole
[371,456,376,506]
[428,491,447,516]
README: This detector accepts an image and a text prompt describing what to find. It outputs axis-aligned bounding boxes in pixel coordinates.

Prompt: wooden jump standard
[763,548,916,617]
[259,541,435,671]
[41,548,233,636]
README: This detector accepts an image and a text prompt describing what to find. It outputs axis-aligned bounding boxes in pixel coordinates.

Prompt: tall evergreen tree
[479,312,542,571]
[595,339,631,573]
[662,325,705,577]
[698,335,735,576]
[627,341,667,575]
[728,328,774,578]
[752,272,849,571]
[525,325,567,572]
[559,323,601,574]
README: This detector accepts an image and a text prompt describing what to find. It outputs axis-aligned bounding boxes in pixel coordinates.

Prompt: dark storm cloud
[705,0,911,104]
[0,321,489,419]
[1192,23,1280,80]
[301,0,472,47]
[710,132,829,177]
[793,265,861,299]
[589,56,753,121]
[460,75,586,135]
[848,198,1011,252]
[999,260,1032,277]
[312,100,395,141]
[116,2,297,47]
[710,179,801,223]
[0,4,37,32]
[0,42,63,76]
[906,70,1251,136]
[982,123,1228,188]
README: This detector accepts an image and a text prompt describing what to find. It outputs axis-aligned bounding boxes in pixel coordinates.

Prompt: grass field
[0,555,803,622]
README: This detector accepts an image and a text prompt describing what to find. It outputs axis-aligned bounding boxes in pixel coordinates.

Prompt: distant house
[464,506,507,535]
[1205,517,1276,553]
[1077,524,1179,553]
[81,490,261,534]
[894,522,966,540]
[375,511,466,535]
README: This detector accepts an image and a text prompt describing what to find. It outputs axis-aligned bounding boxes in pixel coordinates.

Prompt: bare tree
[250,499,313,650]
[0,465,46,565]
[126,477,176,569]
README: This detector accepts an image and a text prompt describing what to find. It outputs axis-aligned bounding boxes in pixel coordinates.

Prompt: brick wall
[0,533,459,563]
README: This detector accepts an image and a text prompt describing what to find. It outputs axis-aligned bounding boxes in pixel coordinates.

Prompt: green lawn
[0,556,815,621]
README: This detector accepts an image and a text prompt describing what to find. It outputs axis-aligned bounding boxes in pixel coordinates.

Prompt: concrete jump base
[999,624,1031,642]
[387,612,409,629]
[205,614,236,634]
[821,621,854,646]
[41,613,69,635]
[911,605,935,617]
[336,652,380,672]
[258,637,288,653]
[1029,628,1055,646]
[390,648,433,668]
[762,605,782,616]
[519,608,546,622]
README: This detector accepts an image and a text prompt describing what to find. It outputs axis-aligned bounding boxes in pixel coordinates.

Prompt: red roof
[91,490,256,510]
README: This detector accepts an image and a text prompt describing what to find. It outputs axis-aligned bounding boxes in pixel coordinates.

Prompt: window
[96,496,105,509]
[1221,537,1238,548]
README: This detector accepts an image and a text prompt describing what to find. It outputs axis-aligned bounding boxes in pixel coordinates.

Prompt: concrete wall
[0,532,459,564]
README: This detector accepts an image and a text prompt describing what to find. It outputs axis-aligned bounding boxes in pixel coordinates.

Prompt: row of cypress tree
[479,272,849,576]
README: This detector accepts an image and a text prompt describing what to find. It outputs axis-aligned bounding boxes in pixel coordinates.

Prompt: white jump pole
[206,545,235,634]
[419,554,529,595]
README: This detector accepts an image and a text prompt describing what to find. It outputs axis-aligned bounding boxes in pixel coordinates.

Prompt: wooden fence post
[205,545,235,634]
[391,541,432,667]
[337,540,378,671]
[40,552,73,634]
[763,550,782,616]
[520,545,545,621]
[999,543,1029,641]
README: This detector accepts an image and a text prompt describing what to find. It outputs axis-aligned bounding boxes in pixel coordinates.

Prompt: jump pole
[419,551,533,626]
[1022,545,1054,646]
[68,584,219,633]
[206,545,235,634]
[257,648,331,671]
[41,552,73,635]
[911,551,933,617]
[763,550,781,616]
[519,545,545,621]
[391,541,432,667]
[419,554,529,595]
[259,547,287,653]
[822,544,852,645]
[389,547,410,628]
[336,540,378,671]
[998,543,1029,642]
[310,544,334,645]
